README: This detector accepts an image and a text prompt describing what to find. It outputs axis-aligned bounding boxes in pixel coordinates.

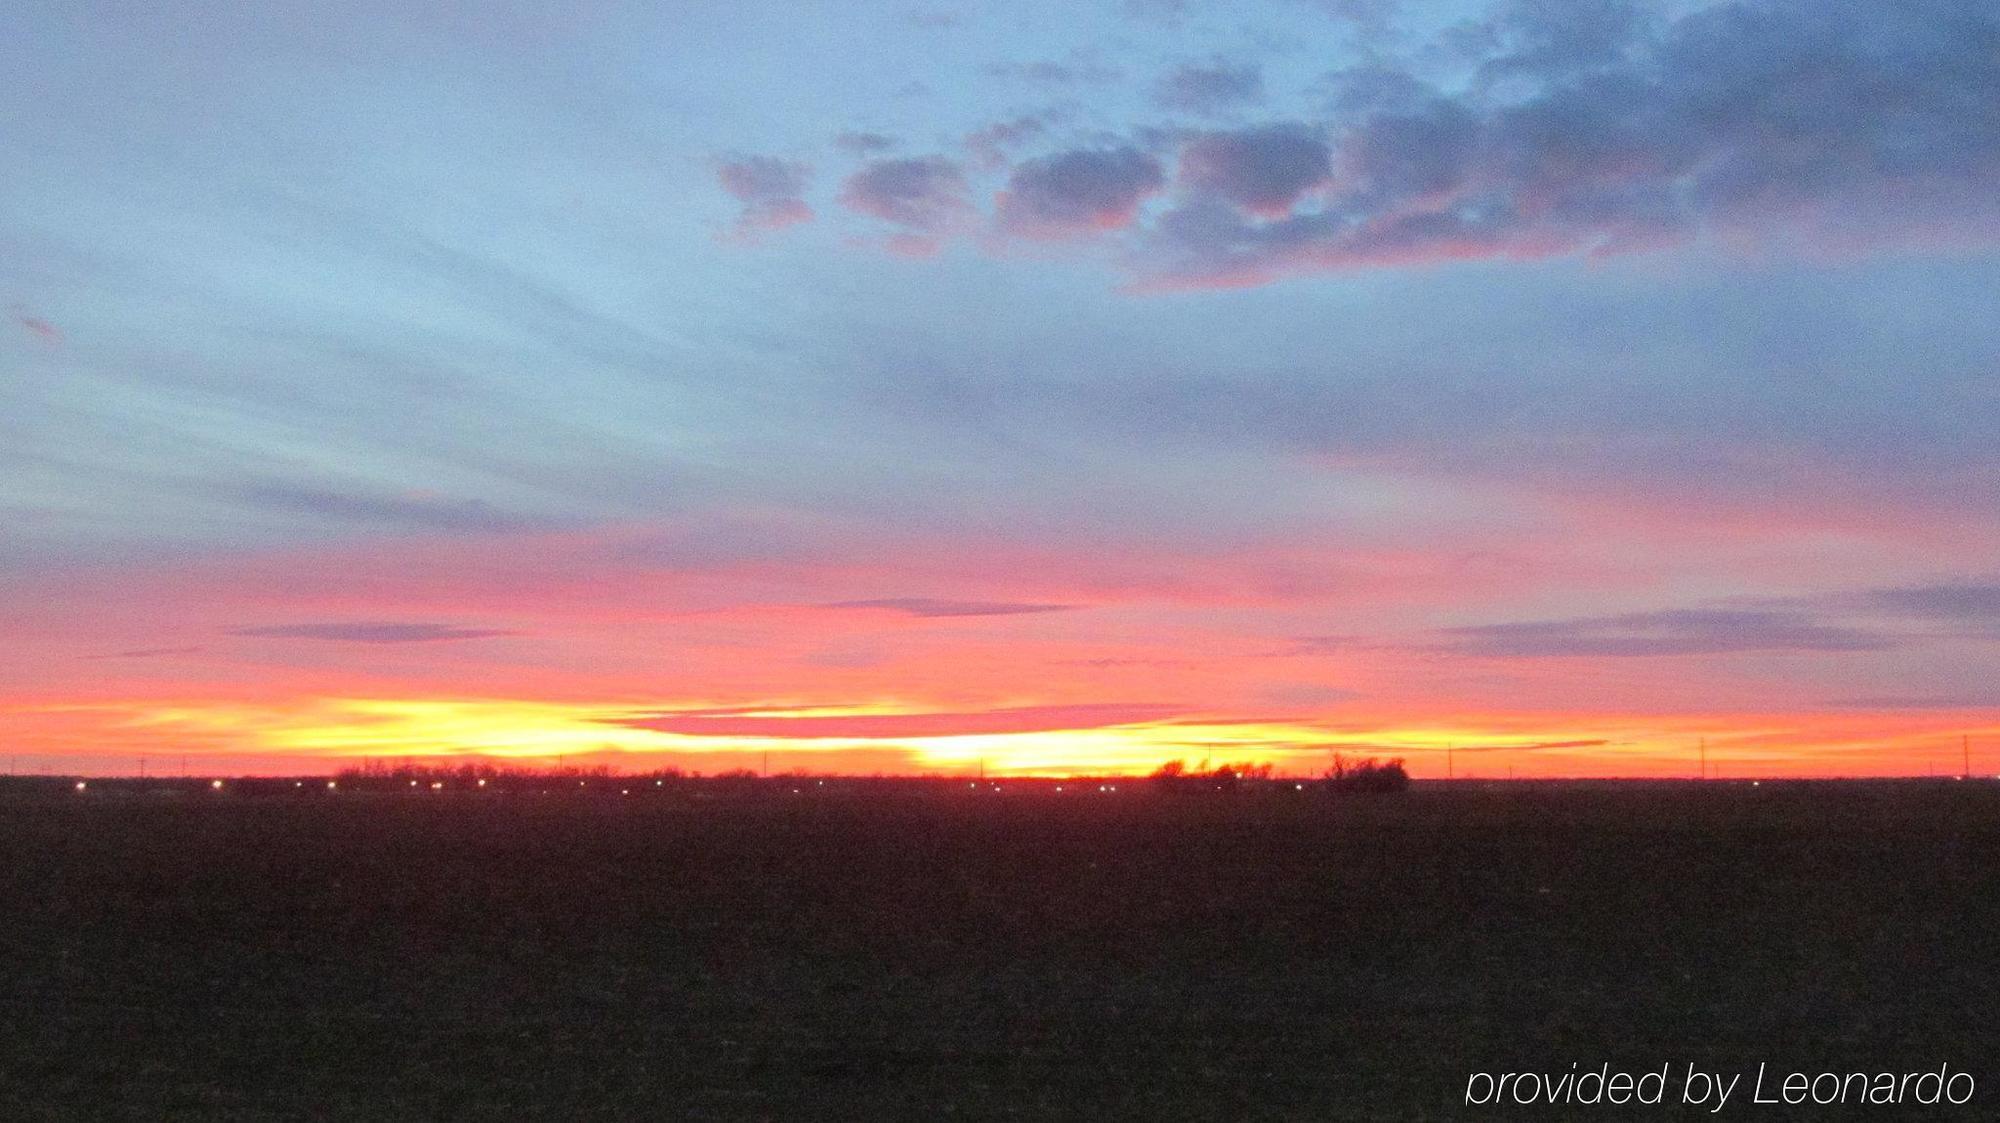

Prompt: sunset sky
[7,0,2000,777]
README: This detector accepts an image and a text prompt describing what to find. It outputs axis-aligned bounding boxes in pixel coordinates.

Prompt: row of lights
[66,774,2000,795]
[964,782,1130,793]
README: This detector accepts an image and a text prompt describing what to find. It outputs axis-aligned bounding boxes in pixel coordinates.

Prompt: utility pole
[1966,734,1973,781]
[1446,742,1454,781]
[1699,737,1706,781]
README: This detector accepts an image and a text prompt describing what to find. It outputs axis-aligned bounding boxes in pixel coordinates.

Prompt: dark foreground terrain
[3,780,1997,1119]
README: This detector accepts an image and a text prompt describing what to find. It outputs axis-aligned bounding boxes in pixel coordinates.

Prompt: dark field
[4,781,1998,1119]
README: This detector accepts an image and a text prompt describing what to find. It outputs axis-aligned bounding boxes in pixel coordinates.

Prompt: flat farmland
[3,781,1997,1119]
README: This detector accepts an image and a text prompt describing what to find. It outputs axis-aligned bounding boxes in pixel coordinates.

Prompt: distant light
[1295,783,1303,790]
[969,782,978,788]
[294,781,302,788]
[410,780,418,787]
[1108,785,1116,792]
[656,780,664,787]
[622,788,631,795]
[791,788,799,794]
[477,779,487,788]
[74,781,87,791]
[1752,780,1760,787]
[579,781,586,787]
[430,781,443,790]
[210,779,224,790]
[816,780,824,786]
[1098,785,1106,792]
[1055,786,1063,792]
[327,780,337,790]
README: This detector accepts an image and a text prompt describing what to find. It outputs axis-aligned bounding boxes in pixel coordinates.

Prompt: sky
[5,0,2000,778]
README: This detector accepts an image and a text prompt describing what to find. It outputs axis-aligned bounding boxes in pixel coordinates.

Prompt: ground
[2,780,1996,1119]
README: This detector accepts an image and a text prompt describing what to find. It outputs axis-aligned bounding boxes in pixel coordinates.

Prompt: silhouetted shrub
[1323,754,1409,794]
[1152,759,1279,793]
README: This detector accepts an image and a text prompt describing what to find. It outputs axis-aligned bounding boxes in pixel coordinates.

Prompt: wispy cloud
[903,8,965,30]
[1862,582,2000,623]
[1823,695,2000,711]
[833,131,898,157]
[1153,58,1264,115]
[983,55,1121,86]
[1448,738,1614,753]
[13,307,61,345]
[964,111,1060,169]
[1440,609,1892,658]
[611,702,1181,739]
[231,622,519,644]
[825,597,1076,617]
[228,482,539,534]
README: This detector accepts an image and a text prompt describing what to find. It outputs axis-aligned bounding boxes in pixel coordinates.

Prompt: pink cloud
[716,155,814,240]
[14,309,61,345]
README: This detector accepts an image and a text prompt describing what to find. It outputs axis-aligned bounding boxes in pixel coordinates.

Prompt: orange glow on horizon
[8,695,1998,780]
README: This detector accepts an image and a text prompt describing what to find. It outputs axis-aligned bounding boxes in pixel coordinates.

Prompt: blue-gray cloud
[1863,582,2000,623]
[1176,124,1334,217]
[720,2,2000,285]
[838,156,974,242]
[1140,0,2000,284]
[998,147,1165,239]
